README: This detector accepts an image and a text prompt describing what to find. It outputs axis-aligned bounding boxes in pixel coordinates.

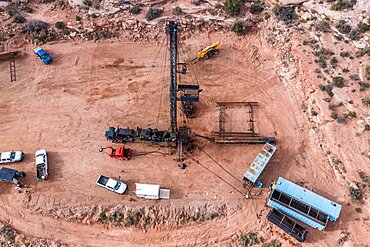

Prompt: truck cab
[33,47,52,64]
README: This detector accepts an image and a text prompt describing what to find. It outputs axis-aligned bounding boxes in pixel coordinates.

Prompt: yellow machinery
[197,42,220,60]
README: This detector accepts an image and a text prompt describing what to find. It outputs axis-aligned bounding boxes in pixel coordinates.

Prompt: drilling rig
[105,22,200,160]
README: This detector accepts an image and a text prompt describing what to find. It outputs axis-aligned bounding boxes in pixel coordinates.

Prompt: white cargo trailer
[134,183,170,200]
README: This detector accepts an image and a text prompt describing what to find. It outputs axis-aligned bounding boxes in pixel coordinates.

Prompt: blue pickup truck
[33,46,52,64]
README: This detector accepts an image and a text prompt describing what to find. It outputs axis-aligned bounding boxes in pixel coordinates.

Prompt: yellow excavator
[197,42,220,60]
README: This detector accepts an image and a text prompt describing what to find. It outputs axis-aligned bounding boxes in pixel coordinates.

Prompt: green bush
[99,212,107,221]
[331,111,338,119]
[76,15,82,21]
[55,21,64,29]
[240,232,262,247]
[90,13,97,18]
[357,22,369,33]
[355,207,362,213]
[319,84,325,91]
[365,124,370,131]
[145,7,162,21]
[331,0,352,11]
[366,66,370,75]
[25,6,33,13]
[129,4,142,15]
[232,19,246,36]
[83,0,92,6]
[333,76,344,87]
[172,6,183,16]
[348,111,356,117]
[224,0,241,16]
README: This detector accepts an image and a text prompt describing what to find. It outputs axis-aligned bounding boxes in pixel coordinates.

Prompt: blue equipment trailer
[243,143,276,187]
[33,47,52,64]
[267,177,342,230]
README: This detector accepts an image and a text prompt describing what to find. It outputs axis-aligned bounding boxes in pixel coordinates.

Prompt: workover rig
[105,21,275,159]
[105,22,200,159]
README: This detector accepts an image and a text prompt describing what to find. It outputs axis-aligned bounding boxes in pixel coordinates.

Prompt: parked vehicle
[99,146,131,160]
[35,149,48,180]
[96,175,127,194]
[33,47,52,64]
[0,167,25,186]
[0,151,24,164]
[134,183,170,200]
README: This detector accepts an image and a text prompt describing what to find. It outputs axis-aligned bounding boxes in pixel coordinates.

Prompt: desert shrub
[316,20,331,32]
[76,15,82,21]
[172,6,183,16]
[129,4,142,15]
[366,66,370,75]
[348,111,356,117]
[263,240,282,247]
[331,0,356,11]
[55,21,64,29]
[273,5,297,24]
[358,81,369,91]
[349,184,363,202]
[90,13,97,18]
[358,22,369,33]
[355,47,370,58]
[13,15,26,24]
[145,7,162,21]
[349,74,359,81]
[311,109,318,116]
[313,48,334,68]
[92,0,100,9]
[250,3,264,14]
[340,51,350,57]
[362,97,370,105]
[240,232,262,247]
[349,29,362,40]
[333,76,344,87]
[99,212,107,221]
[224,0,241,16]
[232,19,246,35]
[355,207,362,213]
[21,20,48,33]
[365,124,370,130]
[0,225,16,245]
[336,20,352,34]
[83,0,92,6]
[330,57,338,68]
[319,84,325,91]
[331,111,338,119]
[25,6,33,13]
[358,171,370,183]
[336,115,347,123]
[325,84,334,96]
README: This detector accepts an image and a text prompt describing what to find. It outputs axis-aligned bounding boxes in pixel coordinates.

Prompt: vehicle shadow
[47,151,64,181]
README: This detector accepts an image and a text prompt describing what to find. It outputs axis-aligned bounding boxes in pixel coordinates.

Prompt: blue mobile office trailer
[267,177,342,230]
[243,142,276,186]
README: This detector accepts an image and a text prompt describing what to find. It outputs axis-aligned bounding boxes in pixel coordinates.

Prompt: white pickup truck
[96,175,127,194]
[35,149,48,180]
[0,151,24,164]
